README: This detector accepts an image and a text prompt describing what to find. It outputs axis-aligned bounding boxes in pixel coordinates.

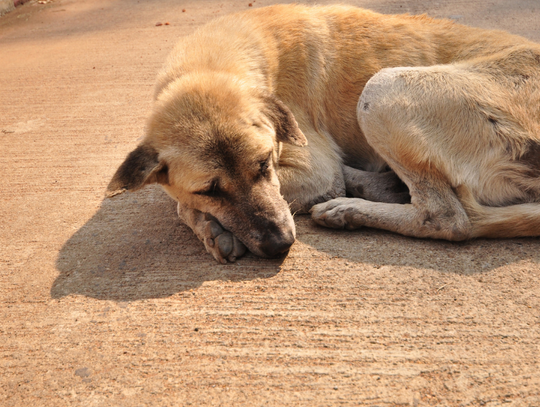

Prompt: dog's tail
[456,185,540,238]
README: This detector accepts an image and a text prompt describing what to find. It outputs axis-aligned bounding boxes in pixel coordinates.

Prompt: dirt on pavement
[1,0,539,405]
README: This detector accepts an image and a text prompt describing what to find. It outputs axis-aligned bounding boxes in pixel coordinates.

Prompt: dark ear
[263,94,308,147]
[106,144,169,197]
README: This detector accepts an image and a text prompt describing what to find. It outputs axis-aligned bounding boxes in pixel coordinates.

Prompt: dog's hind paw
[203,217,247,264]
[310,198,364,230]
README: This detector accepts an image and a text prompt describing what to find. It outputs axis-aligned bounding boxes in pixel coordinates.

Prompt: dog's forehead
[196,125,274,174]
[149,83,269,144]
[160,121,275,187]
[155,72,263,123]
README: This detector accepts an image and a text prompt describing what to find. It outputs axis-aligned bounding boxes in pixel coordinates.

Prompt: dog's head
[107,72,307,258]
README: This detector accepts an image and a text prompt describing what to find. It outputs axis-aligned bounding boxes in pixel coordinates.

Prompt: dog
[107,4,540,263]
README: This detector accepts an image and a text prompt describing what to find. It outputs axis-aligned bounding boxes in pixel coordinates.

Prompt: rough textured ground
[1,0,540,406]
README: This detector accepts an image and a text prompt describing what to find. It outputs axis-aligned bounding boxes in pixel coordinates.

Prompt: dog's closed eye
[260,158,270,173]
[194,179,222,197]
[259,152,272,176]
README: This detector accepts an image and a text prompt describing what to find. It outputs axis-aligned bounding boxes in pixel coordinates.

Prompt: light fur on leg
[311,169,472,241]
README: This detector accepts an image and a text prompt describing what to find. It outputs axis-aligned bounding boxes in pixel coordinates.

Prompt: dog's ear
[263,94,307,147]
[106,144,169,197]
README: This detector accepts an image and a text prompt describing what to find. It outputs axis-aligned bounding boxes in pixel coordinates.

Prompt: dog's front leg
[176,203,247,264]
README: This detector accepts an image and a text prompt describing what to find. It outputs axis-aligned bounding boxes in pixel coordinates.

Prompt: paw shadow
[295,216,540,275]
[52,186,282,301]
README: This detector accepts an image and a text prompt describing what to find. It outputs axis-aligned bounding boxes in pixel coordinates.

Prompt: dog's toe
[202,219,247,263]
[311,198,364,230]
[229,236,247,262]
[313,211,346,229]
[215,233,234,258]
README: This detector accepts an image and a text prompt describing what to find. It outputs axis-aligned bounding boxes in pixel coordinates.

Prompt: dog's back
[155,4,534,172]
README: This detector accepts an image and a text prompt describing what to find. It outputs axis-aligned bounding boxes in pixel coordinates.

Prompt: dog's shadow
[52,186,283,301]
[54,186,540,301]
[296,216,540,275]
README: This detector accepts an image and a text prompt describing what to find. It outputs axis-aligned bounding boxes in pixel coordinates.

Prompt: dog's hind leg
[312,66,478,240]
[343,165,410,204]
[176,203,247,264]
[311,166,472,241]
[314,46,540,240]
[314,182,540,239]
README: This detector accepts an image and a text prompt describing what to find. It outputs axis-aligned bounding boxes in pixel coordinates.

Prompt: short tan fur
[108,5,540,262]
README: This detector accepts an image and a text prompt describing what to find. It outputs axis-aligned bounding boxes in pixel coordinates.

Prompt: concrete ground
[1,0,539,405]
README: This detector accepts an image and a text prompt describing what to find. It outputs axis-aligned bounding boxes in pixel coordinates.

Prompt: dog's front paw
[176,203,248,264]
[310,198,364,230]
[202,215,247,264]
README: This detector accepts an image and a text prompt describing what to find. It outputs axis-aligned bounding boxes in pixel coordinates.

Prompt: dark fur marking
[107,144,167,192]
[154,165,170,185]
[512,73,530,88]
[488,116,506,142]
[521,140,540,177]
[347,184,364,198]
[203,129,241,177]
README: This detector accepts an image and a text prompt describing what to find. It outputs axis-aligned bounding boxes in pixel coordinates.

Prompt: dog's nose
[260,230,295,258]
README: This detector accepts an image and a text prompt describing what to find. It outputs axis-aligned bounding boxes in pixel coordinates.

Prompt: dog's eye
[259,154,272,175]
[194,180,221,197]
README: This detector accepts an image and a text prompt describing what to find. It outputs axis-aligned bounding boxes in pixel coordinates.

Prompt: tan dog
[107,4,540,263]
